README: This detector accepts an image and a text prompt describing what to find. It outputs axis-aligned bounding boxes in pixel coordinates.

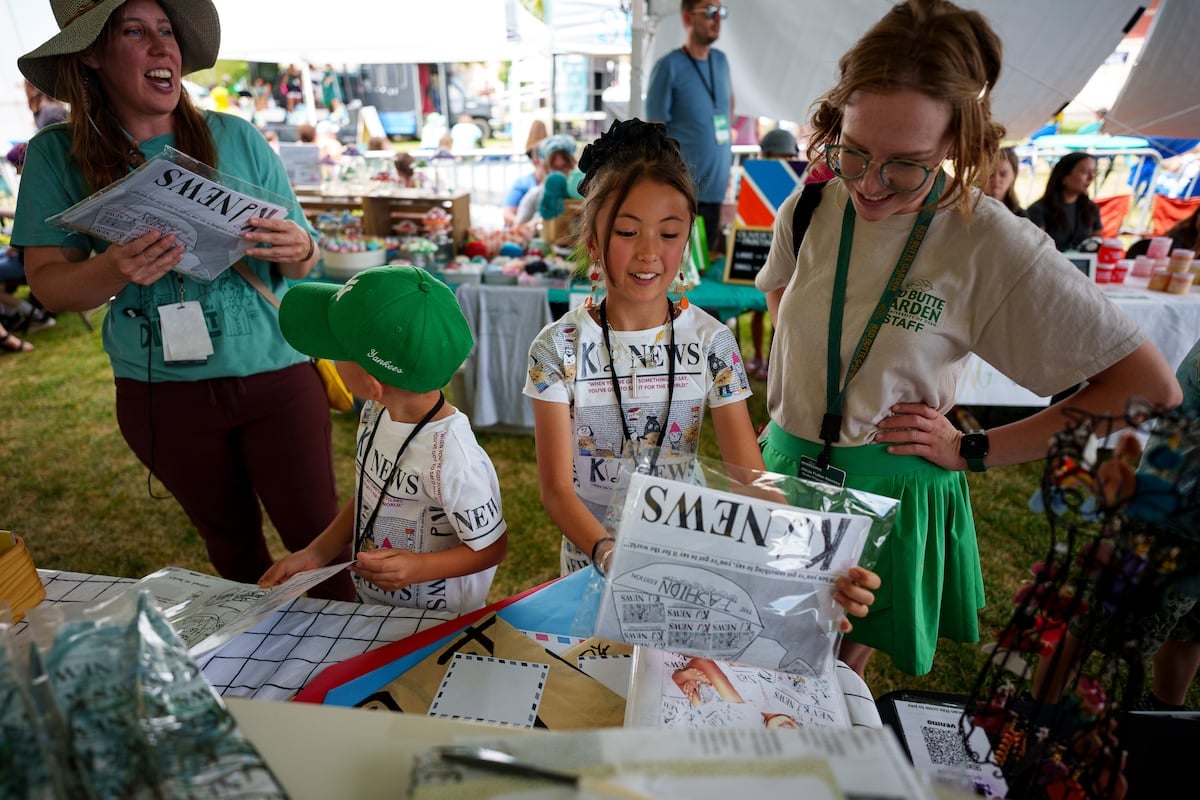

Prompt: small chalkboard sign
[723,225,774,285]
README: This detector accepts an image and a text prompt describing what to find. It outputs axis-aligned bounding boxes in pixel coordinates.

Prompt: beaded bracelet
[302,235,316,262]
[591,536,615,572]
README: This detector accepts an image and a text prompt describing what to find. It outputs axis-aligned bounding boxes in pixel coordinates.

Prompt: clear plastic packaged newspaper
[14,590,287,798]
[46,146,291,282]
[579,451,897,677]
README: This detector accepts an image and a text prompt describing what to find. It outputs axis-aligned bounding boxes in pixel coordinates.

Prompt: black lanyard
[599,297,676,455]
[682,47,717,109]
[354,392,445,551]
[818,172,944,469]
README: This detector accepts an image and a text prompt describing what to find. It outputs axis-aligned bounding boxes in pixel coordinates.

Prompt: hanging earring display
[587,263,601,308]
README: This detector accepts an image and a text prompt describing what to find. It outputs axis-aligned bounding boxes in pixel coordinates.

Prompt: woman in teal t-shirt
[13,0,353,600]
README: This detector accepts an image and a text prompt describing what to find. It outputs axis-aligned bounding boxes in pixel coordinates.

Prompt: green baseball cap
[280,266,473,392]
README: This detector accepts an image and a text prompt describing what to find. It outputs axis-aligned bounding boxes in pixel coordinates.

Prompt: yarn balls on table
[463,240,488,259]
[499,241,525,258]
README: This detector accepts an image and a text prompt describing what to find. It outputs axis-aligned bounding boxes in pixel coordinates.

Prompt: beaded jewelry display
[960,403,1200,800]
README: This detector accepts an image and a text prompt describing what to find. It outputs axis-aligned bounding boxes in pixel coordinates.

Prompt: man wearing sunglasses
[645,2,734,255]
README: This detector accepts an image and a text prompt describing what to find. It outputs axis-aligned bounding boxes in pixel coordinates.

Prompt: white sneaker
[24,309,56,334]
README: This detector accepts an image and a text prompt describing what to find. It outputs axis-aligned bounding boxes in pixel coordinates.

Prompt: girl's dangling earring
[587,262,600,308]
[678,270,690,310]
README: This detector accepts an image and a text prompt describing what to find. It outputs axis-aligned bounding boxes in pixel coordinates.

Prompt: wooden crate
[0,536,44,623]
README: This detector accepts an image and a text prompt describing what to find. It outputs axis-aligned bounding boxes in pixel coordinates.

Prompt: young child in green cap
[260,265,507,613]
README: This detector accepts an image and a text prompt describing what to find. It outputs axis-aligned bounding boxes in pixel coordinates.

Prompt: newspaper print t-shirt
[354,402,506,613]
[523,304,752,572]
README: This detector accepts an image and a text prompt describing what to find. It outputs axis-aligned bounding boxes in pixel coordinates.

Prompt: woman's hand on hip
[874,402,964,470]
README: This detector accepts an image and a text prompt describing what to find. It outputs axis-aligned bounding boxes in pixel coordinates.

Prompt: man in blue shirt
[646,2,734,254]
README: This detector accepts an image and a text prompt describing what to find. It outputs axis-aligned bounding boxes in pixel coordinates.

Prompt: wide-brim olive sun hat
[19,0,221,101]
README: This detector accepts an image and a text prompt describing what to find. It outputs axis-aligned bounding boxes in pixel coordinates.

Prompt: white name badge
[158,301,214,363]
[713,113,731,145]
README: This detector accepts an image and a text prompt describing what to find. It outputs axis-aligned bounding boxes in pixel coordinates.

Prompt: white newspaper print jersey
[523,304,752,573]
[353,403,506,613]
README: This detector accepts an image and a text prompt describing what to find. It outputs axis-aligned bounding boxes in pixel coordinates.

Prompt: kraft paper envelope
[355,614,625,730]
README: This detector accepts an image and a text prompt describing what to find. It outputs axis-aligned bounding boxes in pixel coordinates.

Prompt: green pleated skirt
[761,422,986,676]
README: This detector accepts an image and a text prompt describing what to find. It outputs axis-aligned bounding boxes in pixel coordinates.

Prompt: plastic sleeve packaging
[9,589,287,798]
[573,449,897,676]
[45,147,291,282]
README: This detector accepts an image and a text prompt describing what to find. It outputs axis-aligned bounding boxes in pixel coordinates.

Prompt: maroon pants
[115,362,355,600]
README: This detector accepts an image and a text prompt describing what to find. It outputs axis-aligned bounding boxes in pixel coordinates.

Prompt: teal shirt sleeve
[14,112,312,381]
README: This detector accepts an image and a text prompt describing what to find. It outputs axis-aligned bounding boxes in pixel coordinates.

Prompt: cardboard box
[0,536,44,623]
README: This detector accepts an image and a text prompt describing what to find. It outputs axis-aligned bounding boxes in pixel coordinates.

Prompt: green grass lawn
[2,307,1187,705]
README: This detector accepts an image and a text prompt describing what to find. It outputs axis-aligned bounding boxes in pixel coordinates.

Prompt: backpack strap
[791,180,829,261]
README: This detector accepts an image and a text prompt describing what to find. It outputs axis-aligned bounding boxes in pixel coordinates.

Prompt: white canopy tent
[0,1,60,146]
[213,0,550,65]
[636,0,1151,141]
[5,1,1196,146]
[1106,0,1200,138]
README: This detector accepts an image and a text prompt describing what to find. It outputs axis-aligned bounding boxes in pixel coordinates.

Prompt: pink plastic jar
[1147,236,1174,259]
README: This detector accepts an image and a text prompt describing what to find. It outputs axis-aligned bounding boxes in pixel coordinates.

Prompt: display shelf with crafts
[319,235,398,281]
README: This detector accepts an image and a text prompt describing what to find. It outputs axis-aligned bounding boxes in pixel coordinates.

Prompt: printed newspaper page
[48,149,288,282]
[624,646,850,730]
[409,726,934,800]
[134,564,349,657]
[594,471,871,675]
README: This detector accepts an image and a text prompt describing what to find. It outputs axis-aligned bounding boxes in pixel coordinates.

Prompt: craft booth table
[958,274,1200,406]
[6,568,925,799]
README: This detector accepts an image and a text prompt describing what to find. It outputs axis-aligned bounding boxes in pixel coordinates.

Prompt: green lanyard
[818,172,944,469]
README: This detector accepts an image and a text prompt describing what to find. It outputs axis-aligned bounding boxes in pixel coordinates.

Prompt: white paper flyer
[133,563,350,657]
[594,471,871,675]
[47,148,289,282]
[409,726,934,800]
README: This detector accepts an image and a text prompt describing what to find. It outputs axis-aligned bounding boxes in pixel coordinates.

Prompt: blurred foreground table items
[958,274,1200,406]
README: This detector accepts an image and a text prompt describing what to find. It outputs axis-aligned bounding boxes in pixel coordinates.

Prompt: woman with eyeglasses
[756,0,1180,678]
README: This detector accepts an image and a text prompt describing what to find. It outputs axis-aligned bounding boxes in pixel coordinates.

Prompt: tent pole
[629,0,647,119]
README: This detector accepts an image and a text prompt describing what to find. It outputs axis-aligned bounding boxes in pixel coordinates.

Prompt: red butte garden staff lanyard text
[810,172,944,483]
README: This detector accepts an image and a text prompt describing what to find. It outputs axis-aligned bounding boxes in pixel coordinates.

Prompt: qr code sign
[921,724,969,766]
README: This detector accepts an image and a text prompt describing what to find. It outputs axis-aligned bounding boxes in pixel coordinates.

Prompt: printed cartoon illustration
[713,366,737,398]
[667,421,684,451]
[577,424,615,458]
[624,406,642,444]
[577,424,598,455]
[708,352,737,398]
[528,355,552,393]
[730,350,749,390]
[561,325,578,381]
[642,413,662,446]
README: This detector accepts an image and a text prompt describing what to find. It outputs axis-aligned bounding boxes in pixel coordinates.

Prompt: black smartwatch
[959,431,989,472]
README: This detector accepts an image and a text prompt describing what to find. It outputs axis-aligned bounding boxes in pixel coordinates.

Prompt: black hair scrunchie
[578,118,674,196]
